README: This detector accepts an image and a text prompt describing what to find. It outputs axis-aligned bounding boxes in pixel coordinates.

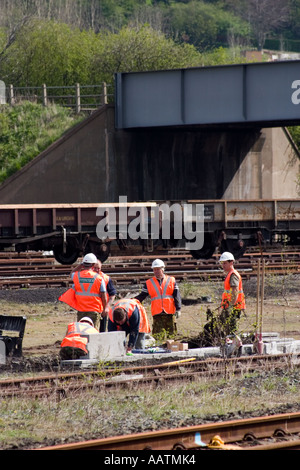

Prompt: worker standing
[60,316,99,360]
[219,251,246,336]
[135,259,181,336]
[108,298,150,353]
[59,253,107,330]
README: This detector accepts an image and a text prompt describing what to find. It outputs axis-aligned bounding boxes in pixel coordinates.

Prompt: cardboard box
[167,340,188,351]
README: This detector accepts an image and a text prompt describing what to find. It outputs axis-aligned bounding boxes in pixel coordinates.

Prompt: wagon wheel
[53,245,80,265]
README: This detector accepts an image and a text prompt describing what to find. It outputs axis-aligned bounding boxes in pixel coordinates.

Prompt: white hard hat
[219,251,235,262]
[151,259,165,269]
[82,253,97,265]
[79,317,94,327]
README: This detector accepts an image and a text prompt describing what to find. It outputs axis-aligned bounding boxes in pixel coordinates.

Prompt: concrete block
[261,332,280,340]
[290,341,300,353]
[264,341,278,355]
[263,338,297,355]
[198,347,221,358]
[81,331,126,360]
[276,339,300,354]
[0,339,5,365]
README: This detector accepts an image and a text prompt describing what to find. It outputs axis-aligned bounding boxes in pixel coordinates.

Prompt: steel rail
[1,353,299,398]
[0,256,298,288]
[0,268,296,289]
[36,411,300,450]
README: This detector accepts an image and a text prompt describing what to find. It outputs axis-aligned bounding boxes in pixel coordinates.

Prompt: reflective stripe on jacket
[146,275,176,316]
[221,268,245,310]
[72,269,104,312]
[60,322,99,354]
[109,298,150,333]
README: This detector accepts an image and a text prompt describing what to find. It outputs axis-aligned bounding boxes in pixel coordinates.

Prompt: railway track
[36,411,300,450]
[1,353,299,398]
[1,352,298,451]
[0,250,299,288]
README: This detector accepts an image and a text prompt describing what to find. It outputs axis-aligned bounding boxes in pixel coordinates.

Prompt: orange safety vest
[146,275,176,316]
[109,298,150,333]
[60,322,99,354]
[59,269,104,313]
[221,268,245,310]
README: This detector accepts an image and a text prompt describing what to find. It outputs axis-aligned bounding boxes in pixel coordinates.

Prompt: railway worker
[59,253,107,330]
[70,257,117,332]
[60,316,99,360]
[218,251,246,336]
[108,298,150,353]
[135,259,181,336]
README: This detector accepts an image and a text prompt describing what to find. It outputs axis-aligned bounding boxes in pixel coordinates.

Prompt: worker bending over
[108,298,150,353]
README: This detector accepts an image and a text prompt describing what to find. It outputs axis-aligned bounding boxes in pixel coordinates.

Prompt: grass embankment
[0,101,84,183]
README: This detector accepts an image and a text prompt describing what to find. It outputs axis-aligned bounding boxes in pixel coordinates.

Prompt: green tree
[0,19,203,87]
[168,0,250,51]
[89,25,202,84]
[0,20,96,86]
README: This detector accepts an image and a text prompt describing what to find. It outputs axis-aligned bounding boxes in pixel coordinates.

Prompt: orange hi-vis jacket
[221,268,245,310]
[146,275,176,316]
[59,269,104,312]
[60,322,99,354]
[109,298,150,333]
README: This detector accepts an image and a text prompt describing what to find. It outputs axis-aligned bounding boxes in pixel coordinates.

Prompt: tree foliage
[168,1,250,51]
[0,0,299,90]
[0,20,203,87]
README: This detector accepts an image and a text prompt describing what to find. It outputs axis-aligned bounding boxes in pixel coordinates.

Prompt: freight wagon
[0,199,299,264]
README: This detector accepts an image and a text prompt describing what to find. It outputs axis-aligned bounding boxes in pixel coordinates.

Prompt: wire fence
[5,82,114,112]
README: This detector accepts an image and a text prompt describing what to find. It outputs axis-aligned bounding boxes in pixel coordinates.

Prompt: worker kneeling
[108,298,150,353]
[60,316,99,360]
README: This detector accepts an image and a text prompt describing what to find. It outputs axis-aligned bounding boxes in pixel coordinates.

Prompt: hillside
[0,102,84,183]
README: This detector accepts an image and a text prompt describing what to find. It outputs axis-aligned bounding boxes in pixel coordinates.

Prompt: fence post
[8,84,14,105]
[42,84,47,106]
[76,83,81,113]
[103,82,108,105]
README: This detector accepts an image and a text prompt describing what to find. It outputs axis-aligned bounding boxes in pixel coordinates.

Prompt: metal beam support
[115,60,300,129]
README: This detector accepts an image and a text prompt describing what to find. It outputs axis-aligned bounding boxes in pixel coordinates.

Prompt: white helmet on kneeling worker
[79,317,94,327]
